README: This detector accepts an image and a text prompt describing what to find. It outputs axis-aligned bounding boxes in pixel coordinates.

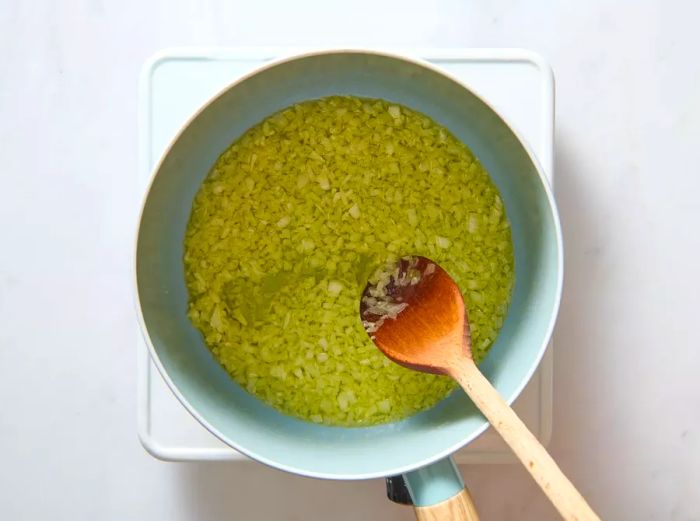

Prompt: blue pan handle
[401,457,480,520]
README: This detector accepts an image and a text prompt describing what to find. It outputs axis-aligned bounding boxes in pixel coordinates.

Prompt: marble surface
[1,1,698,519]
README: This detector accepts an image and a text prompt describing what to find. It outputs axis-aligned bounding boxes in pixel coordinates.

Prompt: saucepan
[135,49,562,518]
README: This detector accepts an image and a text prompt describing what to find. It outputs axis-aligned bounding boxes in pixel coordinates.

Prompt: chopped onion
[184,95,514,427]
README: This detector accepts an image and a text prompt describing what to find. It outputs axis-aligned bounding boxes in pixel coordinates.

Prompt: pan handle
[402,457,480,521]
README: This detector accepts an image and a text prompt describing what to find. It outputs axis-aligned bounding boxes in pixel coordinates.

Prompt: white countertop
[1,1,698,520]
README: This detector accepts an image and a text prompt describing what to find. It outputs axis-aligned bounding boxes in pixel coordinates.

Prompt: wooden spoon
[361,256,600,521]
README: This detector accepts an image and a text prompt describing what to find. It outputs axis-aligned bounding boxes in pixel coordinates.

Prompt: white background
[1,1,698,519]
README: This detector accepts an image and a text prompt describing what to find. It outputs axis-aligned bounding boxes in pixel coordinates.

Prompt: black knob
[385,475,413,505]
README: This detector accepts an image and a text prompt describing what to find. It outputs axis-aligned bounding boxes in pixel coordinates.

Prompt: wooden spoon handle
[413,488,480,521]
[450,361,600,521]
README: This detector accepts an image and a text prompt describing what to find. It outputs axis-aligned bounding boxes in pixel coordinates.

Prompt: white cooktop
[137,48,555,463]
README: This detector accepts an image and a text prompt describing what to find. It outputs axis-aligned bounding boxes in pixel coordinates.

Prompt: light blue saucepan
[135,49,562,515]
